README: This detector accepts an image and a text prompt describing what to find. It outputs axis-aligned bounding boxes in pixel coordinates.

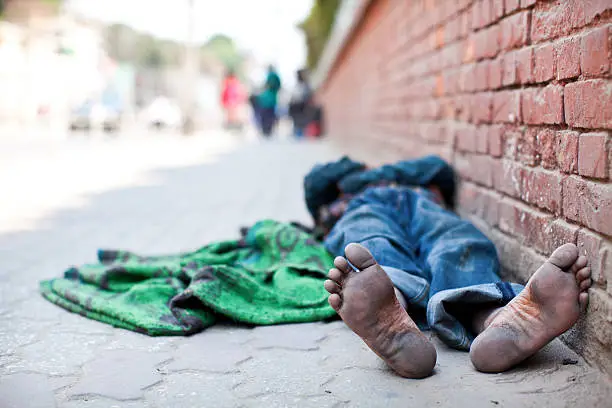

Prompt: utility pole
[181,0,197,135]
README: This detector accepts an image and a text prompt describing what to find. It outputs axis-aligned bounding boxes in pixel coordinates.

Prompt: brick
[446,41,465,68]
[440,97,458,119]
[443,70,460,95]
[482,0,494,26]
[455,153,493,186]
[516,46,534,84]
[493,158,522,197]
[502,50,518,86]
[493,90,521,123]
[517,128,539,166]
[577,230,602,287]
[445,16,461,43]
[565,80,612,129]
[563,176,612,236]
[579,132,609,179]
[499,199,553,253]
[577,289,612,369]
[436,74,445,96]
[455,124,479,152]
[471,1,482,30]
[465,188,501,227]
[474,25,500,59]
[535,128,556,169]
[419,122,447,144]
[503,129,520,159]
[500,10,529,50]
[581,26,611,77]
[493,0,504,21]
[458,182,481,213]
[556,130,580,173]
[577,229,612,290]
[474,61,490,91]
[472,92,493,124]
[435,26,445,49]
[489,125,504,157]
[456,95,473,122]
[459,10,472,38]
[505,0,520,13]
[522,84,564,125]
[533,43,556,83]
[476,126,489,153]
[521,167,563,213]
[546,220,579,254]
[555,37,581,80]
[460,64,476,92]
[484,191,501,226]
[498,199,516,235]
[584,0,612,25]
[488,57,503,89]
[464,36,476,63]
[470,0,494,29]
[530,3,570,43]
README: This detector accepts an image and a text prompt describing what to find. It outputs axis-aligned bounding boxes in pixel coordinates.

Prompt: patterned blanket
[40,220,336,335]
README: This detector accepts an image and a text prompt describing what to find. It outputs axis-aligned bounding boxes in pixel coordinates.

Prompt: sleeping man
[304,156,591,378]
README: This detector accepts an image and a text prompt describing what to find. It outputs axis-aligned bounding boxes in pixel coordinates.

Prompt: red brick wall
[318,0,612,374]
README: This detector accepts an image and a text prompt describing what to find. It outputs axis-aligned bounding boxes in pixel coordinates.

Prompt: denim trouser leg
[323,186,524,350]
[323,196,431,310]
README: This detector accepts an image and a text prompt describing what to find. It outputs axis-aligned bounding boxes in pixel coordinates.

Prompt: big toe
[548,243,579,270]
[345,243,377,270]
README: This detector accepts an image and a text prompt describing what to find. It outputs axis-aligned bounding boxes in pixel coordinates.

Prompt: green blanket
[40,220,336,335]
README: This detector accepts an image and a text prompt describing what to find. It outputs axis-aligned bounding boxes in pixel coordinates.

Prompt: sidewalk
[0,135,610,408]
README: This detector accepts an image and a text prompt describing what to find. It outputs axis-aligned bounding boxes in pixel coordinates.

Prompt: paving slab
[0,134,610,407]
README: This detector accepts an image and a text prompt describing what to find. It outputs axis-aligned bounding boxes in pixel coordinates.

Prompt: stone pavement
[0,133,611,408]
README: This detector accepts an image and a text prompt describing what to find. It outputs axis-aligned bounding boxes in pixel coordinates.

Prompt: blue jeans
[259,107,276,137]
[294,127,304,138]
[324,186,524,350]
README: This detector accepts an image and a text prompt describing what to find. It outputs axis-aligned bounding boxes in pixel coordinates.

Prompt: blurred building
[0,0,109,133]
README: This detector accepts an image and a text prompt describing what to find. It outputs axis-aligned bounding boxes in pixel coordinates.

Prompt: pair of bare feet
[324,243,591,378]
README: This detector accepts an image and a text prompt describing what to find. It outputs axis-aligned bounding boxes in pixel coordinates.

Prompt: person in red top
[220,69,245,130]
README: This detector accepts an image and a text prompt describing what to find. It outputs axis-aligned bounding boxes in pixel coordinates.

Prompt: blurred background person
[220,69,245,131]
[288,68,312,139]
[256,64,281,138]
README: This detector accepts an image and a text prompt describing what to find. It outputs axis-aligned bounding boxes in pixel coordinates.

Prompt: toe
[334,256,353,274]
[579,292,589,312]
[328,293,342,311]
[324,279,341,294]
[579,278,592,292]
[345,243,377,270]
[576,266,591,282]
[548,243,579,270]
[573,255,588,271]
[328,268,344,283]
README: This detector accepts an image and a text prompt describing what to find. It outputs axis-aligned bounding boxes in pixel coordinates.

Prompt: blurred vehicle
[69,99,122,132]
[141,97,182,130]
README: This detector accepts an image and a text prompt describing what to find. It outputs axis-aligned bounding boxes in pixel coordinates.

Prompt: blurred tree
[103,26,244,74]
[1,0,61,20]
[298,0,341,70]
[105,24,139,63]
[200,34,243,72]
[104,24,182,69]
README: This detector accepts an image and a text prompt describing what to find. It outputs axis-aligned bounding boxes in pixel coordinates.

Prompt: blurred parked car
[141,97,182,130]
[69,99,122,132]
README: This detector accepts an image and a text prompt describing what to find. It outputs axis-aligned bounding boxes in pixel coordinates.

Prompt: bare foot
[469,243,591,373]
[324,243,437,378]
